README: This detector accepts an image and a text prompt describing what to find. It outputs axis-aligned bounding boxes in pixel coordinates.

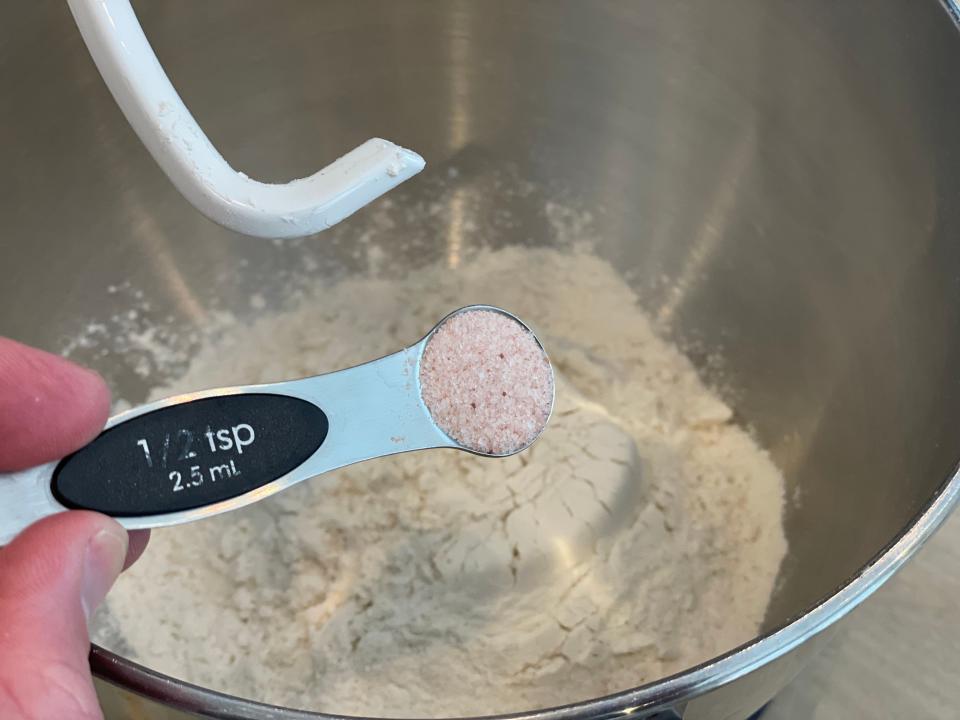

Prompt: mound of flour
[93,246,786,717]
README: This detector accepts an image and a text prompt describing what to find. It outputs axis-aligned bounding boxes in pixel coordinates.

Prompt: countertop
[764,510,960,719]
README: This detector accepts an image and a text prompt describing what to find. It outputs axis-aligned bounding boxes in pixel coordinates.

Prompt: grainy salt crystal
[419,309,554,455]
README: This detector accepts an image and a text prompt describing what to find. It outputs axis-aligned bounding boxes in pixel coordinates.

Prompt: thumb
[0,511,128,720]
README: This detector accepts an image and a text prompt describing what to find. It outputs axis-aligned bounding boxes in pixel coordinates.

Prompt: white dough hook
[67,0,425,239]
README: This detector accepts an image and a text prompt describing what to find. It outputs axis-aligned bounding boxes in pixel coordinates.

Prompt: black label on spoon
[51,394,328,516]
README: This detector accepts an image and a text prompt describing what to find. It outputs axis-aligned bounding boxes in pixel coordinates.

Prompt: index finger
[0,337,110,472]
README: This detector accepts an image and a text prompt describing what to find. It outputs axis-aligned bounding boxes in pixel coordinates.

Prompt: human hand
[0,338,149,720]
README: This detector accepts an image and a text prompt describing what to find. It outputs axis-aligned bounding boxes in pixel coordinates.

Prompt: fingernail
[81,526,128,621]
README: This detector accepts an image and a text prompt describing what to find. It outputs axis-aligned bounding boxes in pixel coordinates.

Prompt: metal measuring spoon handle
[0,306,554,545]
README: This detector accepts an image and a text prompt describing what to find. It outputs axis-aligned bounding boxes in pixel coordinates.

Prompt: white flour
[93,246,787,717]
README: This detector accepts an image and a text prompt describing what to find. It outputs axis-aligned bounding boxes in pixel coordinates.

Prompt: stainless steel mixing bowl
[2,1,960,718]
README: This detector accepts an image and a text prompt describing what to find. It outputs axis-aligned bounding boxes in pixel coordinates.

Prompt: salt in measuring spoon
[0,306,555,545]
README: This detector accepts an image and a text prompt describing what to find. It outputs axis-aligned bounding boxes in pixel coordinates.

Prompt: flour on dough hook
[67,0,425,239]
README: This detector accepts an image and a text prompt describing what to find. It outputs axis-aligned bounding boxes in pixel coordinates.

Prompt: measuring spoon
[0,306,554,545]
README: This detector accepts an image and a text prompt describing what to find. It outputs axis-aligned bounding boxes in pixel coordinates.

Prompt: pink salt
[419,309,554,455]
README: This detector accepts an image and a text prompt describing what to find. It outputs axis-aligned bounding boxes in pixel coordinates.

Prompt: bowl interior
[2,0,960,707]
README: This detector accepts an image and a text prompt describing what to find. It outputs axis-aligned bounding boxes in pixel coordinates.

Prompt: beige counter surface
[764,510,960,719]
